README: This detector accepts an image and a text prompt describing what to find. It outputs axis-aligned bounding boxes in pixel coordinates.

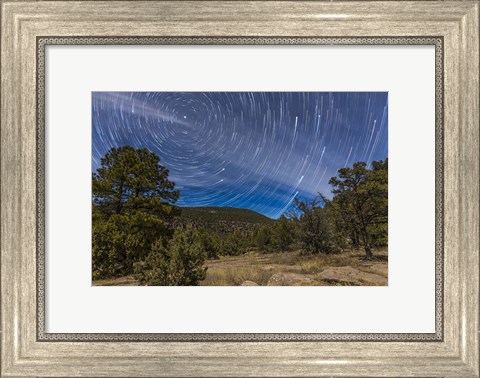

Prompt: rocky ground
[93,249,388,287]
[202,250,388,286]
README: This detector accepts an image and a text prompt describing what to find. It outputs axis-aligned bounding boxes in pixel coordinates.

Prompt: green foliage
[255,226,273,252]
[271,216,294,251]
[92,218,126,279]
[292,198,343,255]
[288,159,387,257]
[134,230,208,286]
[321,159,388,258]
[367,223,388,247]
[255,216,295,252]
[93,146,179,218]
[168,230,208,285]
[221,233,246,256]
[132,239,171,286]
[196,229,221,259]
[92,146,178,279]
[92,211,171,279]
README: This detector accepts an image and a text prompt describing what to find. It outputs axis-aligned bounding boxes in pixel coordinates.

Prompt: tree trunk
[359,223,373,259]
[364,239,373,259]
[350,227,360,250]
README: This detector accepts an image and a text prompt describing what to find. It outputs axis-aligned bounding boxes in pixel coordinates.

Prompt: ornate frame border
[35,36,444,343]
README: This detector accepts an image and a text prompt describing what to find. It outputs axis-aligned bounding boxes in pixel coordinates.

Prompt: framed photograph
[90,91,389,288]
[1,1,478,377]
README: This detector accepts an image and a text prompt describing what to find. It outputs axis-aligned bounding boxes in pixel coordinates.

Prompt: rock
[267,273,314,286]
[241,280,259,286]
[317,266,387,286]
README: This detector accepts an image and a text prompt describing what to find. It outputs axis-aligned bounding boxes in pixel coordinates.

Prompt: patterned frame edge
[36,36,444,343]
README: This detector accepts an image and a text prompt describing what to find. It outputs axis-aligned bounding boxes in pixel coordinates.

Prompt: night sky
[92,92,388,219]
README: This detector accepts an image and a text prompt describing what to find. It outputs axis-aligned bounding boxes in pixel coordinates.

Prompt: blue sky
[92,92,388,218]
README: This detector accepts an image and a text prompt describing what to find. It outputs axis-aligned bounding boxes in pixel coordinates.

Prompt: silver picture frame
[1,2,478,376]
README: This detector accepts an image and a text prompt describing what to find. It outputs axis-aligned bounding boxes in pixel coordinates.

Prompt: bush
[92,211,169,279]
[221,233,246,256]
[271,216,294,251]
[293,200,343,255]
[132,238,172,285]
[134,230,208,286]
[92,219,129,279]
[304,208,343,254]
[255,226,273,252]
[196,229,220,259]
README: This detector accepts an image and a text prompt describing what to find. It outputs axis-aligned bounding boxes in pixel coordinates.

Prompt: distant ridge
[176,206,274,224]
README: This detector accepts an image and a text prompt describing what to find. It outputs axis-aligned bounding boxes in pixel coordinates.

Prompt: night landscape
[92,92,388,286]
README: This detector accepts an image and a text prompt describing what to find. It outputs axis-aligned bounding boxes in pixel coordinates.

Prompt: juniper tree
[134,230,207,286]
[322,159,388,259]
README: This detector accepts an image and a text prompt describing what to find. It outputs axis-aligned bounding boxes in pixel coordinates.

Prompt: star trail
[92,92,388,219]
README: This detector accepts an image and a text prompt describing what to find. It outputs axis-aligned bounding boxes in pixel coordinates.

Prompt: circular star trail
[92,92,388,219]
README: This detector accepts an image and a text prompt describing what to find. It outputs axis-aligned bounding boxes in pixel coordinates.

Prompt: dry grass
[92,249,388,286]
[92,275,138,286]
[200,249,388,286]
[202,266,272,286]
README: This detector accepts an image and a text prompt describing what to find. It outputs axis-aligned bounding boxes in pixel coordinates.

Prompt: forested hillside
[176,206,274,224]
